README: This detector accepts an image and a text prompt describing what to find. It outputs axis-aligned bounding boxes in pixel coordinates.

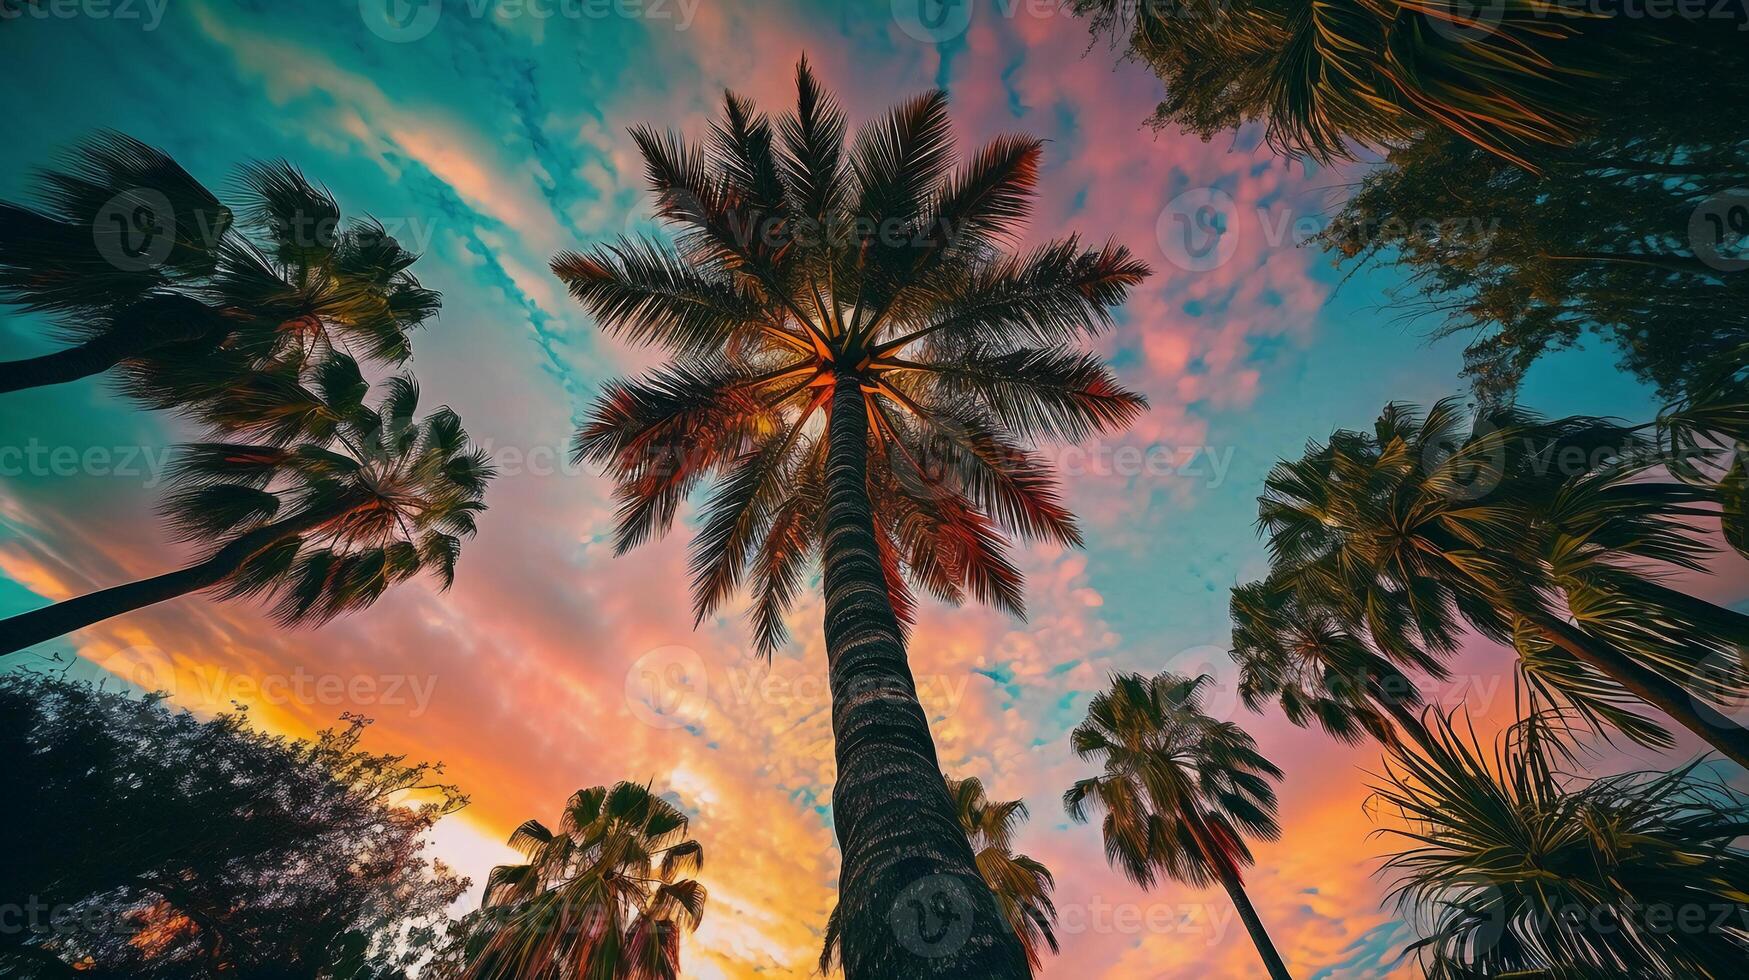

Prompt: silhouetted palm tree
[558,58,1148,980]
[0,133,439,414]
[1074,0,1749,172]
[1258,399,1749,767]
[822,774,1060,975]
[1373,710,1749,976]
[1659,340,1749,560]
[461,782,706,980]
[1065,672,1293,980]
[0,355,492,655]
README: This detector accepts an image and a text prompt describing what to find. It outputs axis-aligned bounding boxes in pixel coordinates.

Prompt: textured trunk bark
[0,507,336,657]
[0,294,229,394]
[820,372,1028,980]
[1213,860,1293,980]
[1537,616,1749,769]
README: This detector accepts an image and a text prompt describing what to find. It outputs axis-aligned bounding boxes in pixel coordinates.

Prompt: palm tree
[0,355,493,656]
[459,782,706,980]
[1373,710,1749,976]
[557,59,1148,980]
[1065,672,1294,980]
[0,133,439,408]
[1229,577,1435,751]
[821,774,1060,975]
[1074,0,1749,172]
[1258,400,1749,767]
[1659,340,1748,560]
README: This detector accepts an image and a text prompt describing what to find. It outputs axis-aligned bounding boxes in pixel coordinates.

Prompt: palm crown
[0,133,439,417]
[1065,672,1283,889]
[465,782,706,980]
[559,59,1150,655]
[163,354,492,626]
[1230,577,1431,749]
[1257,399,1749,757]
[1374,711,1749,977]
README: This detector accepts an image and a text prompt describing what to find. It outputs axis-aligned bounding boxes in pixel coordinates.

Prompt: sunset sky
[3,2,1743,977]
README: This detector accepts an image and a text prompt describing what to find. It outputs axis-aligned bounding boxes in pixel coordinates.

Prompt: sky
[2,2,1744,978]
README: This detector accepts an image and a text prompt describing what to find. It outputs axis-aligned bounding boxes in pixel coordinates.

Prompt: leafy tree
[0,670,466,979]
[1256,400,1749,767]
[0,133,440,405]
[822,774,1060,975]
[1321,131,1748,406]
[1065,672,1293,980]
[0,358,494,656]
[1372,710,1749,977]
[1077,4,1749,404]
[1076,1,1746,170]
[558,58,1148,979]
[449,782,705,980]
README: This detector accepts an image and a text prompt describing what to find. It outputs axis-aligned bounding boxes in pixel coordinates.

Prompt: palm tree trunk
[1536,616,1749,768]
[0,295,228,394]
[819,371,1028,980]
[1212,861,1293,980]
[0,507,335,657]
[1630,578,1749,641]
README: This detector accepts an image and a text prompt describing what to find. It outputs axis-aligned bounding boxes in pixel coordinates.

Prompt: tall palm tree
[460,782,706,980]
[1258,400,1749,767]
[1229,577,1435,751]
[0,133,439,407]
[1373,710,1749,976]
[0,355,493,656]
[557,59,1149,980]
[821,774,1060,975]
[1065,672,1294,980]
